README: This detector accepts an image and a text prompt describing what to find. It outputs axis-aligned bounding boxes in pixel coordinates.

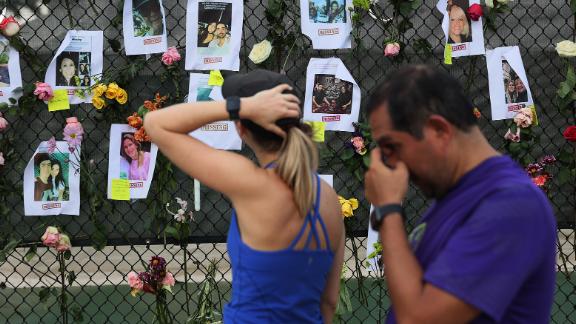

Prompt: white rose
[556,40,576,58]
[249,40,272,64]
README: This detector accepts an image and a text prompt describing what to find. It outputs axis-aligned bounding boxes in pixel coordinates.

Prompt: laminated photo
[437,0,485,57]
[107,124,159,199]
[0,35,22,103]
[24,141,80,216]
[123,0,168,55]
[188,73,242,150]
[45,31,104,104]
[185,0,242,71]
[300,0,352,49]
[303,58,360,132]
[487,46,534,120]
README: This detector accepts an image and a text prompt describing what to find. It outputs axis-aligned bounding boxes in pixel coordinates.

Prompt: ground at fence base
[0,273,574,323]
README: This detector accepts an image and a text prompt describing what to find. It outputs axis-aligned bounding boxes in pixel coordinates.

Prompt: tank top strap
[311,174,331,251]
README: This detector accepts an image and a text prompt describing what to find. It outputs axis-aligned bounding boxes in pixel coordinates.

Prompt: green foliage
[188,260,222,324]
[0,238,21,263]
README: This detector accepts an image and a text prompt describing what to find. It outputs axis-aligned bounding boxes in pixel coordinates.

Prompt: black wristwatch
[226,96,241,120]
[370,204,403,231]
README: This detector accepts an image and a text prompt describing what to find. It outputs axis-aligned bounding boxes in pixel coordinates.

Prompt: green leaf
[566,65,576,88]
[340,149,354,161]
[108,39,122,53]
[362,154,371,168]
[38,287,53,304]
[63,250,72,260]
[164,225,180,240]
[558,148,574,164]
[411,0,422,9]
[67,271,76,285]
[8,97,16,104]
[557,81,572,99]
[0,239,21,263]
[557,168,572,185]
[24,246,37,262]
[70,304,84,322]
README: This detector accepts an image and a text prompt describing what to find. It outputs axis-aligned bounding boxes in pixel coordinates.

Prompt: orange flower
[143,100,155,111]
[154,93,168,104]
[473,108,481,119]
[531,175,548,187]
[127,113,143,129]
[134,127,151,143]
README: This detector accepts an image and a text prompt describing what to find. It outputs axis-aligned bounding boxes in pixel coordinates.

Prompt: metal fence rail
[0,0,575,323]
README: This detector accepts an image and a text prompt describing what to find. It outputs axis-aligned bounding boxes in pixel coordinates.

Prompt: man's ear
[424,114,454,144]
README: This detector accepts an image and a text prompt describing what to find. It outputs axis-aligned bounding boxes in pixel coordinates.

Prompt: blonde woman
[145,70,344,323]
[448,5,472,44]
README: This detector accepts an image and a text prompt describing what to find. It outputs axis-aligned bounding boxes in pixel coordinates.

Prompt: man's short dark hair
[34,153,51,167]
[366,65,477,138]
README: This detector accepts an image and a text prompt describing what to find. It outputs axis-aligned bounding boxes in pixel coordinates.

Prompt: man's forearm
[380,213,425,322]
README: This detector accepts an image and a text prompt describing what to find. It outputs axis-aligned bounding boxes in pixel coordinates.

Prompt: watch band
[226,96,241,120]
[370,203,403,231]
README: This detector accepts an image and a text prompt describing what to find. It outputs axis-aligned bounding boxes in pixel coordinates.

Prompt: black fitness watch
[226,96,241,120]
[370,204,403,231]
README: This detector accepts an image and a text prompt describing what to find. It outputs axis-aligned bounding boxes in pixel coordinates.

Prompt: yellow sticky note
[48,89,70,112]
[529,104,539,126]
[110,179,130,201]
[444,44,452,65]
[305,121,326,142]
[208,70,224,86]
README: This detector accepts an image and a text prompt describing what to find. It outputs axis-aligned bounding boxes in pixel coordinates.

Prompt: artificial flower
[473,107,481,119]
[92,96,105,110]
[249,40,272,64]
[162,272,175,287]
[556,40,576,58]
[41,226,60,248]
[161,47,182,66]
[127,113,143,129]
[525,163,543,176]
[532,174,549,187]
[47,136,57,154]
[351,136,367,155]
[467,3,483,21]
[0,112,8,131]
[105,82,120,99]
[539,155,557,165]
[338,196,359,218]
[563,125,576,142]
[33,82,54,101]
[0,16,20,37]
[0,152,4,166]
[143,100,155,111]
[134,127,150,142]
[116,88,128,104]
[92,83,107,97]
[503,128,520,142]
[384,42,401,57]
[63,117,84,149]
[513,107,533,128]
[56,233,72,252]
[127,271,144,290]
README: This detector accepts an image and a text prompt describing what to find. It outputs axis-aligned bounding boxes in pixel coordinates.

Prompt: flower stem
[349,236,368,305]
[59,253,68,324]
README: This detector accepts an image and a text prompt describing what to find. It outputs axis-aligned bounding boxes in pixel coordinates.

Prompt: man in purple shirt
[364,65,556,323]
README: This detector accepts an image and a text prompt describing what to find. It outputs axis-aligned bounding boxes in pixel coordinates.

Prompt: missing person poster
[123,0,168,55]
[24,141,80,216]
[0,35,22,103]
[185,0,242,71]
[107,124,159,199]
[188,73,242,150]
[487,46,535,120]
[300,0,352,49]
[437,0,484,57]
[45,30,104,104]
[303,58,360,132]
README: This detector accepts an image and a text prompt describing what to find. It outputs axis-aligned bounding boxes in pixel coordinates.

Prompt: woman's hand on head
[241,84,301,138]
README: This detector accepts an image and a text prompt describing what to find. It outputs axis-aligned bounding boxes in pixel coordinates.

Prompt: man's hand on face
[365,148,409,206]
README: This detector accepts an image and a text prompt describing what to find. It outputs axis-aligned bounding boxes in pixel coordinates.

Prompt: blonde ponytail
[276,127,319,218]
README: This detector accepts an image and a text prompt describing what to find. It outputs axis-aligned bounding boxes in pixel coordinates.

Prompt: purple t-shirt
[387,156,557,323]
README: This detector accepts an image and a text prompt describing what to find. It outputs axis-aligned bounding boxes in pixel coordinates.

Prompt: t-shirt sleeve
[423,186,551,322]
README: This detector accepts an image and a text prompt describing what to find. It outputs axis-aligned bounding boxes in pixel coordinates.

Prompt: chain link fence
[0,0,575,323]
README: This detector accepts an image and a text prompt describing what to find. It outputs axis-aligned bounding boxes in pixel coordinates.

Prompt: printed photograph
[197,2,232,55]
[55,51,80,87]
[502,60,529,104]
[309,0,346,23]
[0,40,10,88]
[312,74,353,114]
[120,132,152,181]
[33,152,69,202]
[133,0,164,37]
[196,86,214,102]
[78,52,91,87]
[447,0,472,44]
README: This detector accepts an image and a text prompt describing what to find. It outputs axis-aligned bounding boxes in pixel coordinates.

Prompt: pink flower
[0,16,20,37]
[41,226,60,248]
[46,136,57,154]
[162,272,175,287]
[0,112,8,132]
[63,117,84,148]
[351,136,367,155]
[127,271,144,290]
[384,42,401,57]
[513,107,533,128]
[504,128,521,142]
[0,152,4,166]
[34,82,54,101]
[161,47,181,66]
[55,233,71,252]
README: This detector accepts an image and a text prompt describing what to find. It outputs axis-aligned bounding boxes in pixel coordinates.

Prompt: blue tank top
[224,174,335,323]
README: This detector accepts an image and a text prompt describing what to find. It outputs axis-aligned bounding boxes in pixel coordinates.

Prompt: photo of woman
[120,133,151,181]
[197,2,232,55]
[447,0,472,44]
[55,51,79,86]
[49,159,67,201]
[133,0,164,37]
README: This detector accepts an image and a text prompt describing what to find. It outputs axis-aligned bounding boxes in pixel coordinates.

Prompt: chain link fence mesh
[0,0,574,323]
